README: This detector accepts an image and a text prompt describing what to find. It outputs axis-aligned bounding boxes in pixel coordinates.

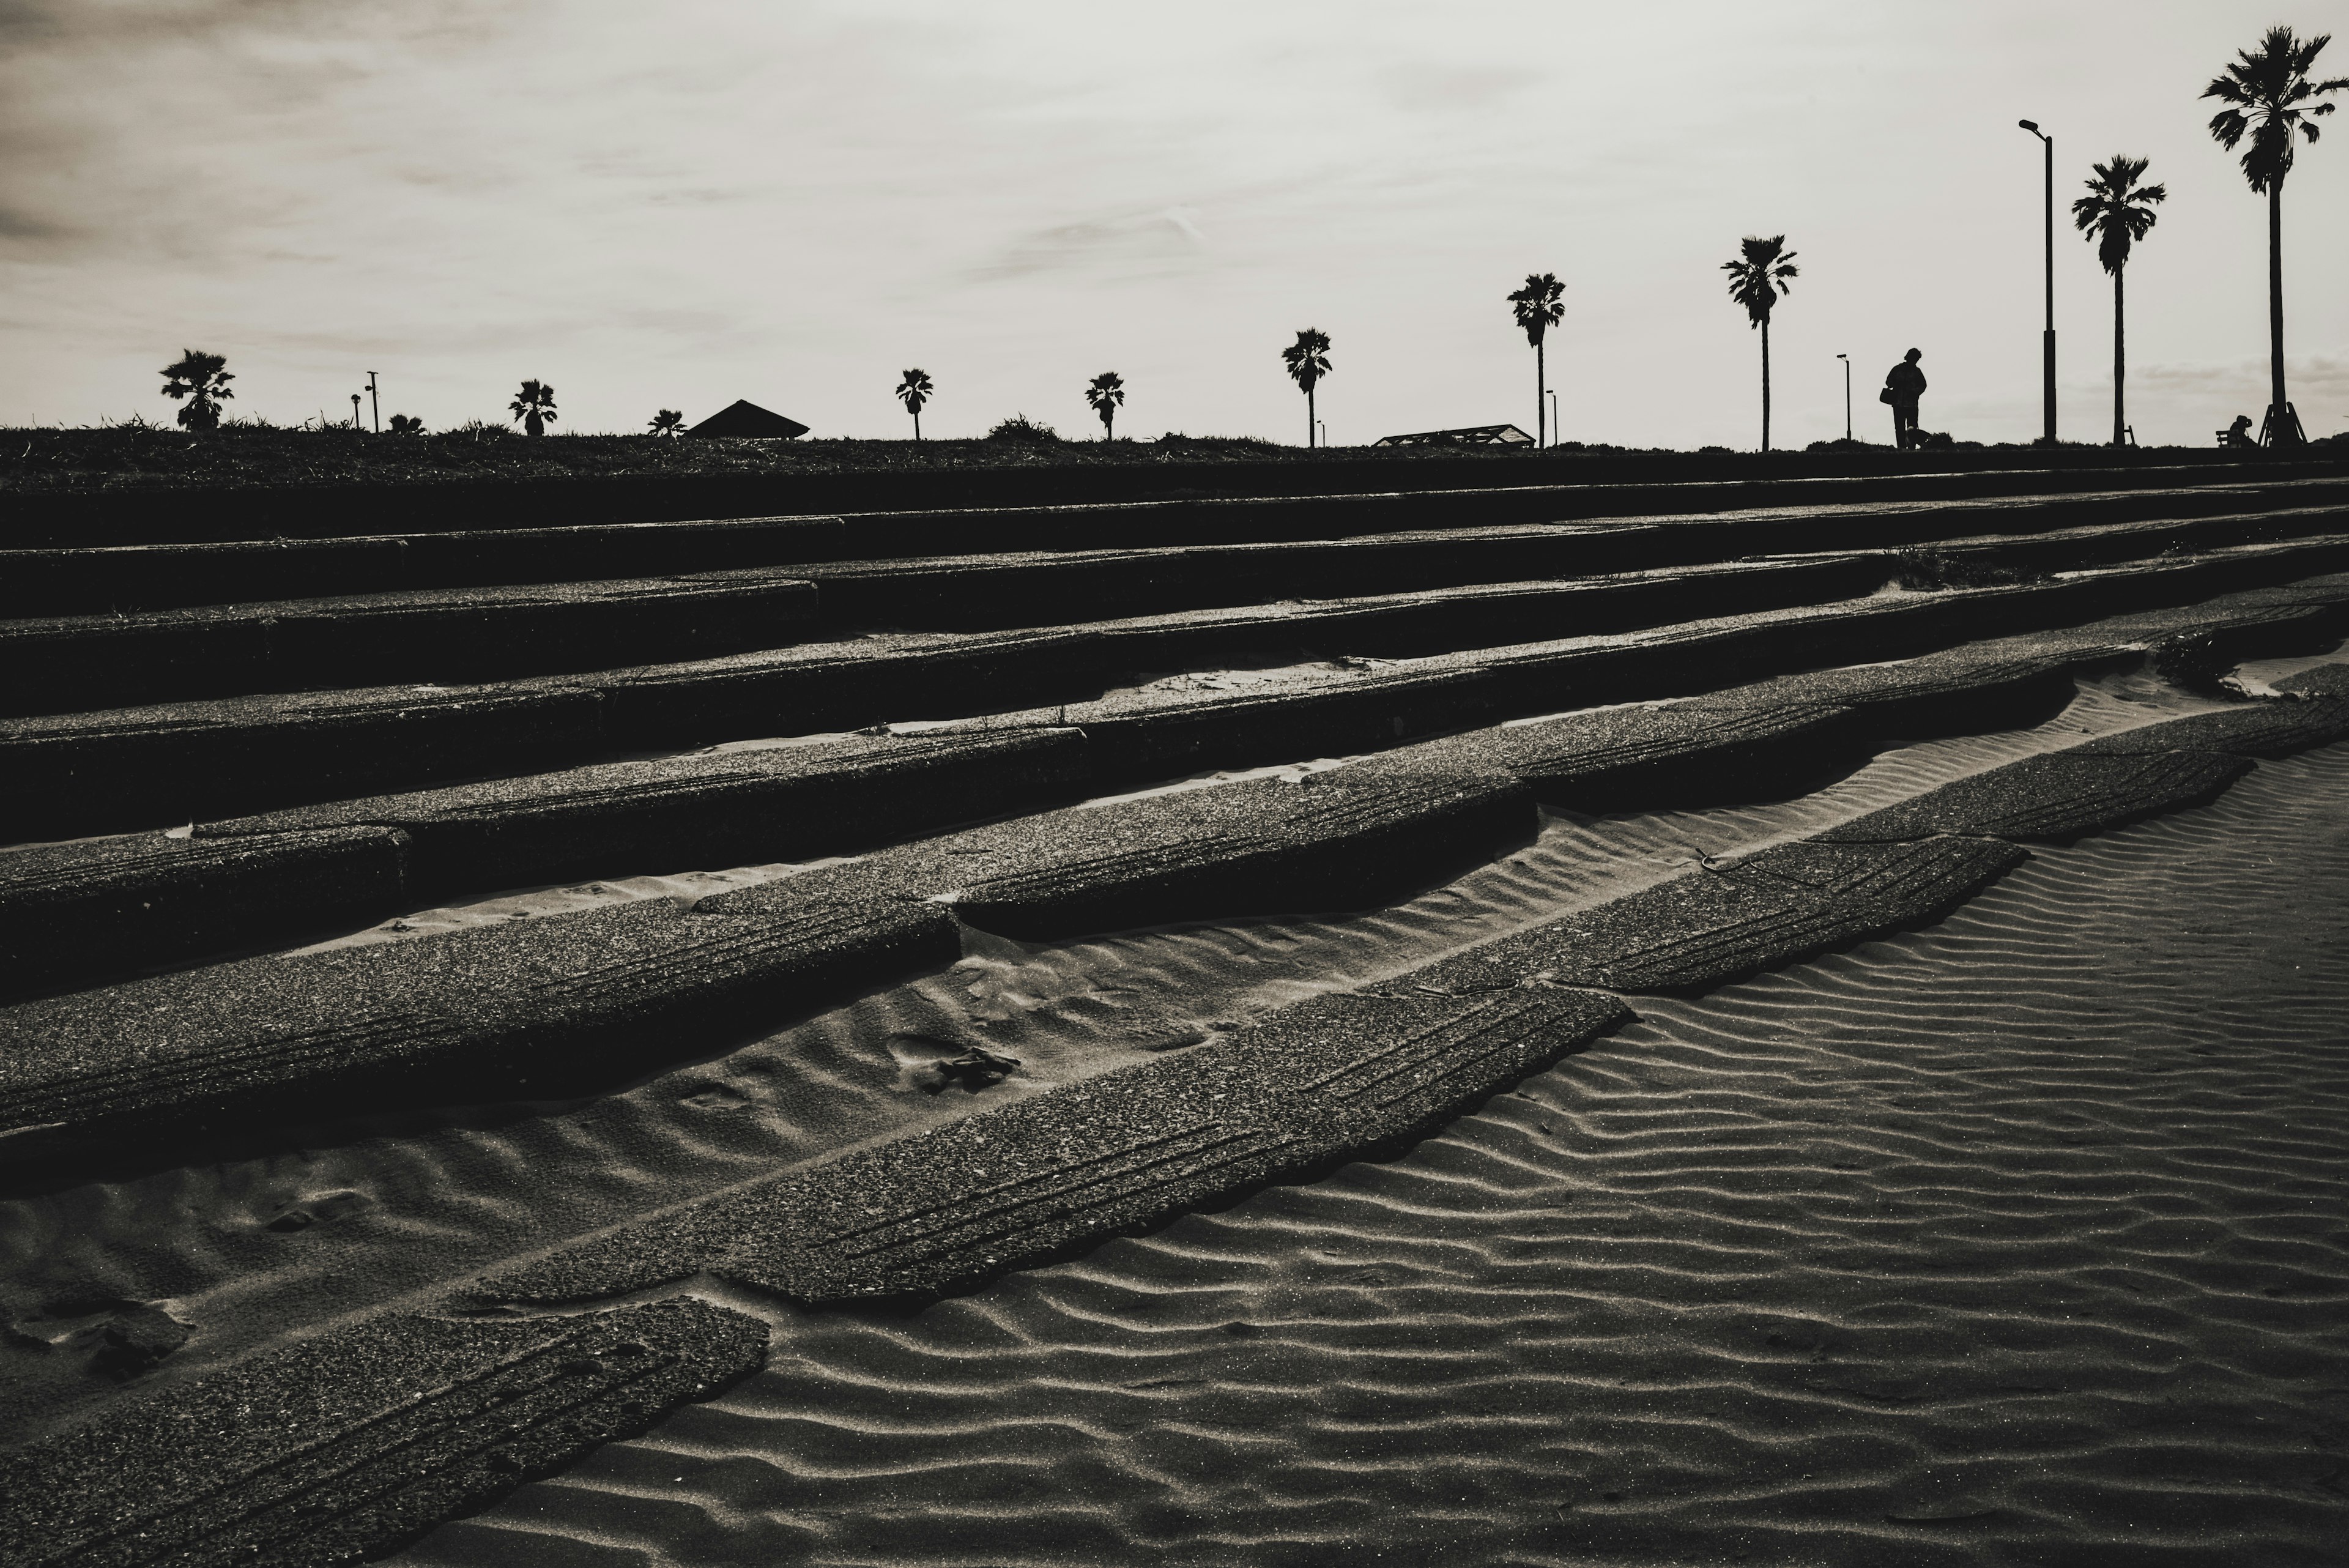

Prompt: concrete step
[0,729,1089,1003]
[6,582,2345,1161]
[7,472,2342,618]
[6,535,2345,847]
[0,571,817,718]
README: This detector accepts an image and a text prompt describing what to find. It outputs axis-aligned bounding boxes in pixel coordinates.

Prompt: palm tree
[1720,236,1798,451]
[2071,156,2167,448]
[2203,26,2346,447]
[1085,371,1126,440]
[387,414,426,435]
[508,379,557,436]
[159,350,235,432]
[1506,273,1565,447]
[894,368,934,440]
[648,409,686,437]
[1282,329,1332,447]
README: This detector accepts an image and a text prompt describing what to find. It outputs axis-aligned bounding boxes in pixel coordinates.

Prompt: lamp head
[2017,119,2037,132]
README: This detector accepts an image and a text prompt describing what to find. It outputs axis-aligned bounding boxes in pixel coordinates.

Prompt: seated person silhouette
[1884,349,1926,450]
[2221,414,2257,448]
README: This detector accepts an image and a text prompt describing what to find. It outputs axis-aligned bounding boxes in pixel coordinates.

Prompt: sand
[382,734,2349,1568]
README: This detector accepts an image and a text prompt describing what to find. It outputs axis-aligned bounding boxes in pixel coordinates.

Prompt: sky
[3,0,2345,448]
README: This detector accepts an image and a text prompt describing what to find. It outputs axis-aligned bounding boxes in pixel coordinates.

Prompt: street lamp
[1835,354,1850,442]
[349,393,363,431]
[2019,119,2055,445]
[1546,390,1559,448]
[1315,419,1327,449]
[365,371,380,434]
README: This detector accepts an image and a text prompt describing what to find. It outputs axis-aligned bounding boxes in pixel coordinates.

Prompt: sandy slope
[389,741,2349,1568]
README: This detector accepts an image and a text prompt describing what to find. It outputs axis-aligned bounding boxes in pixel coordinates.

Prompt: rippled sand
[392,741,2349,1568]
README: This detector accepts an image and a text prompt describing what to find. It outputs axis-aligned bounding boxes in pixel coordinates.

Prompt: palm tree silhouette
[1282,329,1332,447]
[2203,26,2346,447]
[895,369,934,440]
[1506,273,1565,447]
[2071,157,2167,448]
[648,409,686,437]
[508,379,558,437]
[159,350,235,432]
[387,414,425,435]
[1720,236,1798,452]
[1085,372,1126,440]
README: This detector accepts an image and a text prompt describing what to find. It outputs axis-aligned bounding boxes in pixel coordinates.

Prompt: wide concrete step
[6,535,2346,847]
[10,499,2342,723]
[0,571,818,717]
[6,588,2345,1161]
[6,472,2342,619]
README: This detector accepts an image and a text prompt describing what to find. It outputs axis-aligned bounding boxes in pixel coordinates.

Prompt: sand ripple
[393,741,2349,1567]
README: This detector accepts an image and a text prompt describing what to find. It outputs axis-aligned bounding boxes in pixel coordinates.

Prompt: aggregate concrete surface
[0,1298,768,1568]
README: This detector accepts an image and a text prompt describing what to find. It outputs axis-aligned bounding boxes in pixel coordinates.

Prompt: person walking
[1883,348,1927,449]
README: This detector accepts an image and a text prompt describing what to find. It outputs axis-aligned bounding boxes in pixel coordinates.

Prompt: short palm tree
[387,414,425,435]
[648,409,686,437]
[2203,26,2346,447]
[1506,273,1565,447]
[1282,329,1332,447]
[160,350,234,432]
[508,379,557,436]
[895,368,933,440]
[2071,156,2166,448]
[1720,236,1798,452]
[1085,371,1126,440]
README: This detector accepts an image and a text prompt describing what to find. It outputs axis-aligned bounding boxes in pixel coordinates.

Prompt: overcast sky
[4,1,2343,448]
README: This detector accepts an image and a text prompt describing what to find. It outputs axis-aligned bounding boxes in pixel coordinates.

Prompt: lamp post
[350,393,363,431]
[2018,119,2055,445]
[1316,419,1327,449]
[1835,354,1850,442]
[366,371,380,434]
[1546,390,1558,448]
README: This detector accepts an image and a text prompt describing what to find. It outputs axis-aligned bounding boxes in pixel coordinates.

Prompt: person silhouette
[2223,414,2257,448]
[1883,349,1926,450]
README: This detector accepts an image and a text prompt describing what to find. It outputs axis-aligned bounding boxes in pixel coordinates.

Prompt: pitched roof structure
[1373,423,1533,447]
[686,400,810,439]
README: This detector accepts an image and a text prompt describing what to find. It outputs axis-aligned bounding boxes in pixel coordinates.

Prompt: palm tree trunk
[1307,386,1316,448]
[913,409,922,441]
[1760,319,1772,453]
[1535,338,1546,448]
[2268,180,2288,442]
[2112,264,2126,448]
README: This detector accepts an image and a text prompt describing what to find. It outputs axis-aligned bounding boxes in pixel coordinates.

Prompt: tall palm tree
[647,409,686,437]
[159,350,234,432]
[2071,156,2166,448]
[895,368,934,440]
[1282,328,1332,447]
[1084,371,1126,440]
[508,379,557,437]
[1720,236,1798,451]
[1506,273,1565,447]
[2203,26,2346,447]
